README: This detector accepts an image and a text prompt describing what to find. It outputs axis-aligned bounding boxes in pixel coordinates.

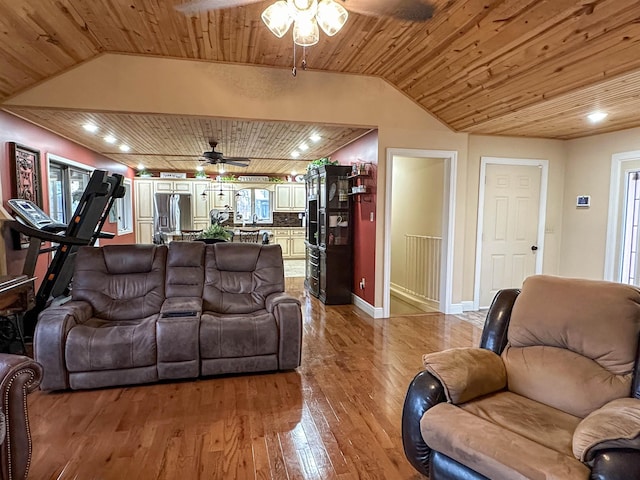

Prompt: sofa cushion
[200,311,278,359]
[73,245,167,321]
[202,243,285,314]
[421,397,590,480]
[65,315,158,371]
[503,275,640,417]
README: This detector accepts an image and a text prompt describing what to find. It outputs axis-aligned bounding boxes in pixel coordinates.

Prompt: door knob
[531,245,538,251]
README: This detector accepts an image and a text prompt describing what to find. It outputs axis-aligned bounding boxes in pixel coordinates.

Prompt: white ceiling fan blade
[175,0,264,14]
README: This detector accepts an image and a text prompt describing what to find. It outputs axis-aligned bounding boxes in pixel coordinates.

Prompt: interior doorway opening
[383,149,457,317]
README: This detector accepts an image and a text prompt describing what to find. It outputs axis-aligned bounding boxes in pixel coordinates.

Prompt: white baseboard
[390,284,438,312]
[461,301,475,312]
[352,294,385,318]
[447,303,463,315]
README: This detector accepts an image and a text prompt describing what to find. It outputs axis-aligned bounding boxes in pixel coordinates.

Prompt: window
[47,159,91,224]
[116,179,133,234]
[234,188,272,224]
[621,170,640,285]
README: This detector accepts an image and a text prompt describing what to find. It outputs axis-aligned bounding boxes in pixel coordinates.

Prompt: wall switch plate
[369,212,374,222]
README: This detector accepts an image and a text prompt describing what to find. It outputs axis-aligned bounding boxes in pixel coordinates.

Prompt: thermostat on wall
[576,195,591,208]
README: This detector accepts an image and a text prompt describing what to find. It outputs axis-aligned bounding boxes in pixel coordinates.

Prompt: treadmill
[6,169,125,333]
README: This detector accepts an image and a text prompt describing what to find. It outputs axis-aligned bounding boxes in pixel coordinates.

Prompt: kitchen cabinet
[272,228,305,259]
[136,220,154,244]
[275,184,305,211]
[305,165,352,304]
[134,179,154,220]
[154,180,192,193]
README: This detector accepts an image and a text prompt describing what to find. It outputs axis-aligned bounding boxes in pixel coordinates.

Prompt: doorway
[383,149,457,317]
[604,150,640,283]
[474,157,548,309]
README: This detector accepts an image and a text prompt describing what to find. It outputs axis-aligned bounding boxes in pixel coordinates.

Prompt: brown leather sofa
[402,275,640,480]
[34,242,302,391]
[0,354,43,480]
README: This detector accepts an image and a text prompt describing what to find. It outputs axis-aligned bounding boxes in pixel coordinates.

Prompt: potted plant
[196,223,232,244]
[307,157,338,172]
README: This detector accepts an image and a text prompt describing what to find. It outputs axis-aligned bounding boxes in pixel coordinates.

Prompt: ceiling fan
[175,0,435,23]
[200,140,251,167]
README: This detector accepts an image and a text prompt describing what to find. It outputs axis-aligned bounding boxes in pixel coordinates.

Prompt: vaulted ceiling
[1,0,640,172]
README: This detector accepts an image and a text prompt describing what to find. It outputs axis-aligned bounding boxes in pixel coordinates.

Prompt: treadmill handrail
[7,221,90,246]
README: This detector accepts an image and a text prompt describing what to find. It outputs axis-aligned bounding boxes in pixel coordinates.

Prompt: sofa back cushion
[502,275,640,417]
[73,245,167,320]
[202,243,284,314]
[166,241,205,298]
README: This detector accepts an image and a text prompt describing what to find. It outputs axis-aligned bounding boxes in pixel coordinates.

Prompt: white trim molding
[383,148,458,317]
[604,150,640,281]
[352,294,384,318]
[473,156,549,310]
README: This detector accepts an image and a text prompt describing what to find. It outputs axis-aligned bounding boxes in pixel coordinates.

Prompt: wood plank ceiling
[1,0,640,171]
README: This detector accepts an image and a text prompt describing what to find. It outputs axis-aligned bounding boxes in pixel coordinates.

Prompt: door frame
[383,148,457,317]
[604,150,640,281]
[473,156,549,309]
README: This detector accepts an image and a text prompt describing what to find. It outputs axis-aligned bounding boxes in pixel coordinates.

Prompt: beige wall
[465,135,567,300]
[561,127,640,279]
[390,157,444,288]
[15,54,629,307]
[7,54,470,307]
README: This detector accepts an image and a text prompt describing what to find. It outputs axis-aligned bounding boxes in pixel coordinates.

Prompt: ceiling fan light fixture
[288,0,317,17]
[293,16,319,46]
[261,1,293,38]
[316,0,348,36]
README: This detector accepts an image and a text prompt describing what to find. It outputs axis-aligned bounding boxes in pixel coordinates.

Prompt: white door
[479,164,542,307]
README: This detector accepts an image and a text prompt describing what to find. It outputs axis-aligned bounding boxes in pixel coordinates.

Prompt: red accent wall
[0,111,135,282]
[331,130,378,305]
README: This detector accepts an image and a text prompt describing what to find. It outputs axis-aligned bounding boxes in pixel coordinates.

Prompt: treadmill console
[8,199,67,232]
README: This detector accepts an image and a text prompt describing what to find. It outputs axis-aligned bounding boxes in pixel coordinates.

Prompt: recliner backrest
[72,244,167,320]
[202,243,285,314]
[166,241,205,298]
[502,275,640,418]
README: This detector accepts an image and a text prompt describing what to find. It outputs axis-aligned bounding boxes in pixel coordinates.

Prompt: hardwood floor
[27,278,482,479]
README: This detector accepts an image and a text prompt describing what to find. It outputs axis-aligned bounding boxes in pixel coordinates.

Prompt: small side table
[0,275,36,355]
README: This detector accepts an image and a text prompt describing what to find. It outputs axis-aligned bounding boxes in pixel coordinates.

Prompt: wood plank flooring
[26,278,483,480]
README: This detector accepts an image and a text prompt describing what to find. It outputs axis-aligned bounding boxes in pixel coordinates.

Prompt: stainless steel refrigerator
[154,192,193,233]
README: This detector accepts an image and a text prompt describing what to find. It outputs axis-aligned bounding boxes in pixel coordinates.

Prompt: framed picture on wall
[9,142,42,207]
[8,142,42,249]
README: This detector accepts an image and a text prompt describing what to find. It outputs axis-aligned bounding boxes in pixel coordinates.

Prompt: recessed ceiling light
[299,143,309,151]
[587,111,608,123]
[309,134,321,143]
[291,151,300,158]
[196,165,204,172]
[291,170,297,176]
[104,135,117,144]
[219,166,225,174]
[83,123,98,133]
[119,144,131,152]
[137,163,145,170]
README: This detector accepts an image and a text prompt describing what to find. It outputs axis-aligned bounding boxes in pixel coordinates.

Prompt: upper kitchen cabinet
[274,183,306,212]
[154,179,192,194]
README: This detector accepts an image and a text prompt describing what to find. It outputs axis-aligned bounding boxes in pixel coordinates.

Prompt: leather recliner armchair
[0,354,43,480]
[402,275,640,480]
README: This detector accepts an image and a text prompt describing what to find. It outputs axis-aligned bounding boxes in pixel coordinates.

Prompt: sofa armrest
[402,370,447,476]
[0,354,43,480]
[422,347,506,404]
[34,300,93,391]
[265,292,300,313]
[266,292,302,370]
[573,398,640,463]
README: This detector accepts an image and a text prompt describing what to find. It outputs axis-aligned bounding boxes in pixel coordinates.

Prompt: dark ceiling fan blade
[343,0,434,22]
[175,0,263,14]
[223,156,251,162]
[223,159,250,167]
